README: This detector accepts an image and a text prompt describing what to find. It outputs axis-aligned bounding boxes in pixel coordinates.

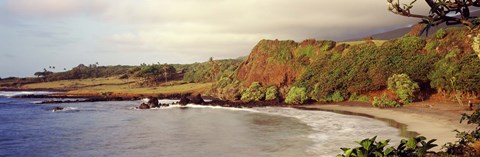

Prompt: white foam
[252,107,403,156]
[129,102,403,156]
[52,107,79,112]
[0,91,58,97]
[150,104,260,113]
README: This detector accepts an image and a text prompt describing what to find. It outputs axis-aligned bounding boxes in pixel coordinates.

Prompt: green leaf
[406,137,417,149]
[384,147,394,155]
[344,148,354,157]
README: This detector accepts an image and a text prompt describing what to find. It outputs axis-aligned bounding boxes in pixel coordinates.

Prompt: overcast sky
[0,0,426,77]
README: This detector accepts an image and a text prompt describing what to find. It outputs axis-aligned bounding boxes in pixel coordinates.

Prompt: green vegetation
[209,76,243,100]
[340,40,387,47]
[429,50,480,95]
[387,74,419,104]
[22,77,128,89]
[265,86,279,101]
[240,82,265,102]
[330,91,345,102]
[294,35,443,105]
[296,45,316,58]
[285,86,309,104]
[435,28,447,39]
[425,41,439,52]
[348,93,370,102]
[337,136,437,157]
[372,94,400,108]
[183,58,243,83]
[45,64,133,81]
[258,40,297,64]
[133,64,176,86]
[67,82,212,95]
[442,110,480,156]
[318,40,337,51]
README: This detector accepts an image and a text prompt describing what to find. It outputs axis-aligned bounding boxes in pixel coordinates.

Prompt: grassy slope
[22,77,128,89]
[66,82,212,95]
[22,78,212,96]
[340,40,387,46]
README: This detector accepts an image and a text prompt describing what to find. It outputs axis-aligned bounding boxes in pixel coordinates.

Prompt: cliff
[236,39,338,87]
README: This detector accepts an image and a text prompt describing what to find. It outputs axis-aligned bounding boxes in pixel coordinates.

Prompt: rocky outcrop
[147,97,159,108]
[236,39,336,87]
[138,103,150,109]
[52,107,64,112]
[189,94,204,104]
[179,95,190,105]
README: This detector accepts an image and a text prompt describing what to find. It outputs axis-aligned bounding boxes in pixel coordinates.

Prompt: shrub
[337,136,437,157]
[473,34,480,59]
[396,35,426,52]
[425,41,439,52]
[240,82,265,102]
[296,45,316,58]
[330,91,345,102]
[285,86,309,104]
[265,86,279,101]
[348,93,370,102]
[372,94,400,108]
[387,74,419,104]
[435,28,447,39]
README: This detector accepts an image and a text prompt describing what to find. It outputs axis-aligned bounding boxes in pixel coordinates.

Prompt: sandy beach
[301,100,476,151]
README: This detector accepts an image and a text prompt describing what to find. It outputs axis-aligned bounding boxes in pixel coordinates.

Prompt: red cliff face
[236,39,336,87]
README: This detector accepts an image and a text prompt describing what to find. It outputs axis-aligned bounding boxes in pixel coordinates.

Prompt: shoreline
[299,103,475,151]
[2,89,476,151]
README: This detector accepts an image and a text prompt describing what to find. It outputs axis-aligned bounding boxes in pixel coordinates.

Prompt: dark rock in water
[138,103,150,109]
[52,107,64,112]
[147,97,159,108]
[189,94,204,104]
[179,95,190,106]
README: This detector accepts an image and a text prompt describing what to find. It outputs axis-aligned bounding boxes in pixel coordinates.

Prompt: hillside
[211,27,480,104]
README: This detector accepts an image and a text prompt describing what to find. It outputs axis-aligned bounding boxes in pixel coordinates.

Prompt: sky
[0,0,426,77]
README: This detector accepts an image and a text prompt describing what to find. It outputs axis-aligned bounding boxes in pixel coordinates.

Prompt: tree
[209,57,219,81]
[34,69,53,81]
[162,63,176,82]
[387,0,480,34]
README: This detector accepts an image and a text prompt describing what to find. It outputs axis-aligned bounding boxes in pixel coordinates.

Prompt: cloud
[2,0,430,68]
[5,0,83,16]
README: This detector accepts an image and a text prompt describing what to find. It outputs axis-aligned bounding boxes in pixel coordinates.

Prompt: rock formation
[147,97,159,108]
[179,95,190,106]
[189,94,204,104]
[138,103,150,109]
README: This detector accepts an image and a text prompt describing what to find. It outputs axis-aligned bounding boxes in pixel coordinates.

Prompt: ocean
[0,91,405,157]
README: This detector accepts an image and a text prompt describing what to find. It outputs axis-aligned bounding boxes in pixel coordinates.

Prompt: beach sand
[301,100,476,151]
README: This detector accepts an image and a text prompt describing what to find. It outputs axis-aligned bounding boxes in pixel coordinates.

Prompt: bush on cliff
[265,86,279,101]
[428,50,480,95]
[372,94,400,108]
[285,86,309,104]
[387,74,419,104]
[241,82,265,102]
[209,76,243,100]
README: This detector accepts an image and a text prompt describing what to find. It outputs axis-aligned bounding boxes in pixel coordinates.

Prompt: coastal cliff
[236,39,337,87]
